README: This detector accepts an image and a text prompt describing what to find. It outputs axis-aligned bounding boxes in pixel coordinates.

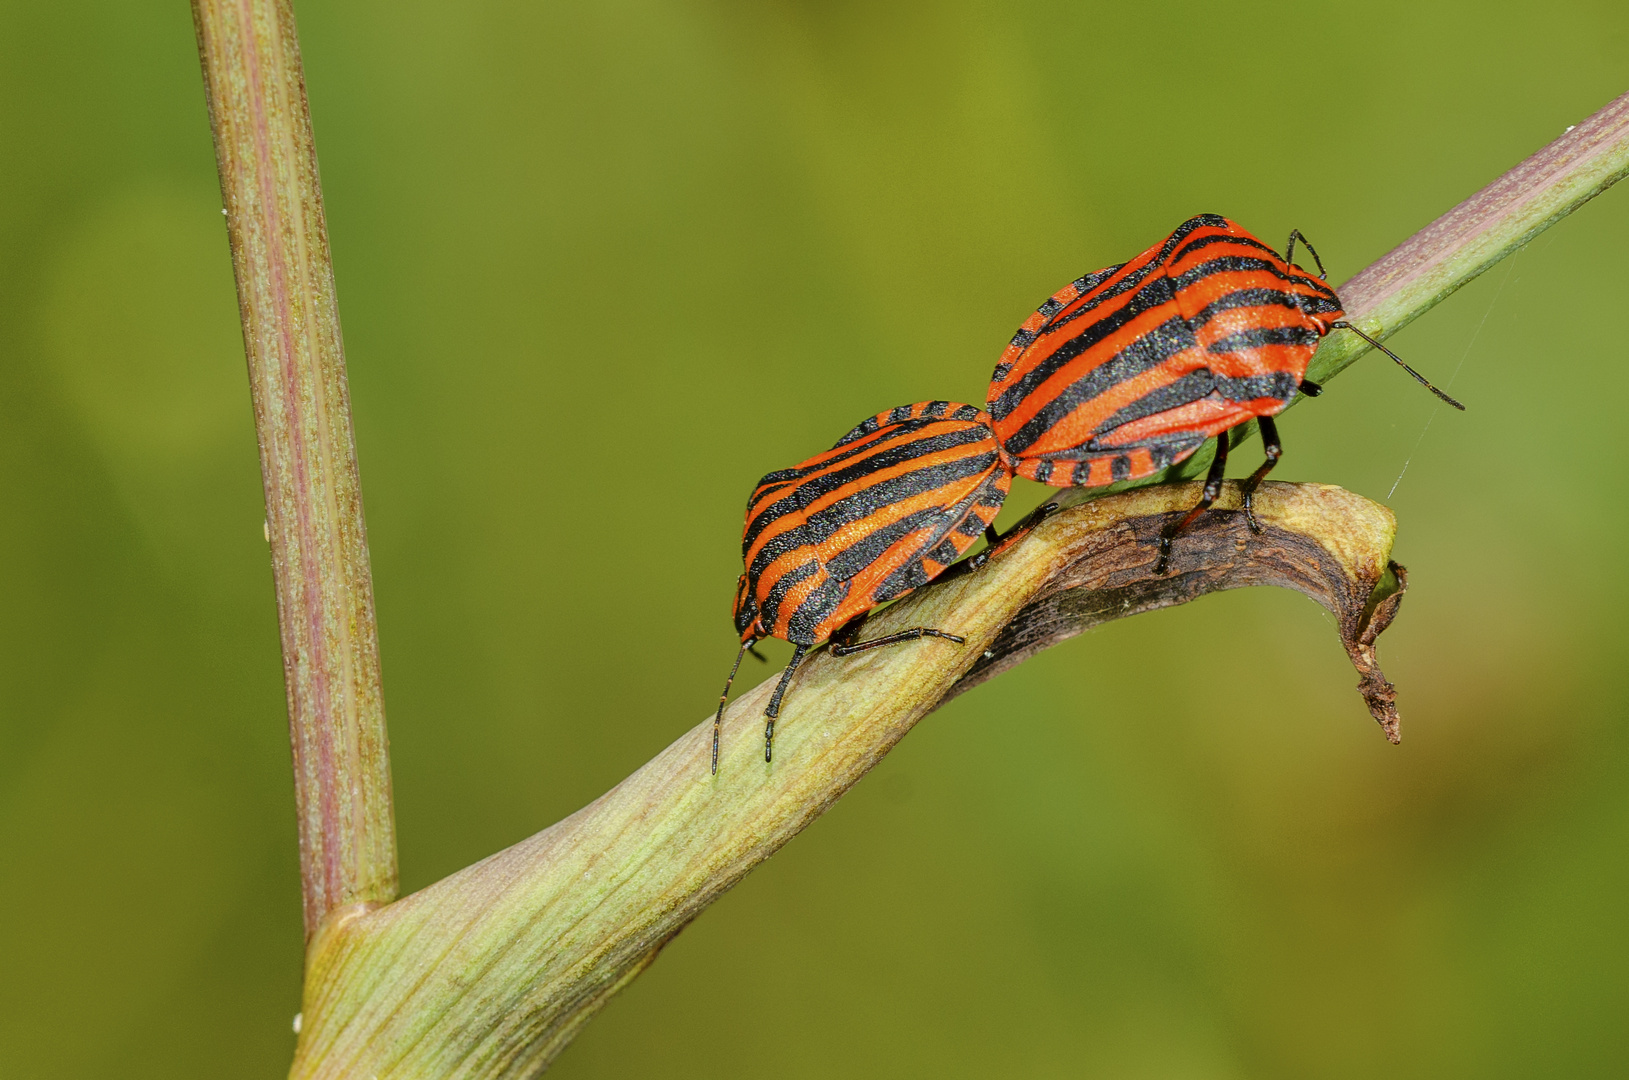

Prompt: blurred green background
[3,1,1627,1076]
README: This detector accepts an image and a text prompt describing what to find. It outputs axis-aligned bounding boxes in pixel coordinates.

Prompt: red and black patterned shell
[734,401,1013,647]
[986,214,1343,487]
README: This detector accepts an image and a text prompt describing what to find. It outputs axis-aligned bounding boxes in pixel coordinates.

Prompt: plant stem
[290,482,1402,1079]
[192,0,396,939]
[1309,90,1629,381]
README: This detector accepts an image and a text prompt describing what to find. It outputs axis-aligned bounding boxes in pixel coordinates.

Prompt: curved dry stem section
[951,484,1408,742]
[290,481,1400,1079]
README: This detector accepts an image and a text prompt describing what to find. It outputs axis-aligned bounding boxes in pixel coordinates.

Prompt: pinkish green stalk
[192,0,396,940]
[1309,89,1629,383]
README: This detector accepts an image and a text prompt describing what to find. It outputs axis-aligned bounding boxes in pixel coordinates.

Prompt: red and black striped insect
[987,213,1462,569]
[714,400,1044,772]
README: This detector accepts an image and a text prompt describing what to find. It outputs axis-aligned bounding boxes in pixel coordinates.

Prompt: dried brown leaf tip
[1348,562,1407,743]
[952,480,1408,742]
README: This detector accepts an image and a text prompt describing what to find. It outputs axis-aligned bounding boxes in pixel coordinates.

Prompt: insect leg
[763,643,810,763]
[1284,229,1329,279]
[984,499,1060,559]
[713,639,755,774]
[937,545,991,581]
[829,609,966,656]
[938,499,1061,584]
[828,609,872,648]
[1155,433,1228,575]
[1237,415,1283,534]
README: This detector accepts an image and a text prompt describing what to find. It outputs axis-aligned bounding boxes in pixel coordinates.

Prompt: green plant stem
[289,481,1402,1079]
[1308,89,1629,384]
[193,0,396,939]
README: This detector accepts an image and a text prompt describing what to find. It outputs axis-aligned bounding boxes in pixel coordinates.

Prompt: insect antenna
[1285,229,1329,279]
[1331,321,1466,410]
[713,640,755,774]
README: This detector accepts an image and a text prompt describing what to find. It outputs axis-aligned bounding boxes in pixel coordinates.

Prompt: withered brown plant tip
[954,480,1408,743]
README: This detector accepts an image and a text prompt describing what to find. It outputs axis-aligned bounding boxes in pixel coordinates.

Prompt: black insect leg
[987,499,1061,558]
[934,541,992,583]
[1237,414,1283,534]
[1155,433,1228,575]
[763,643,810,763]
[713,639,755,774]
[937,500,1062,584]
[828,609,873,648]
[828,609,967,657]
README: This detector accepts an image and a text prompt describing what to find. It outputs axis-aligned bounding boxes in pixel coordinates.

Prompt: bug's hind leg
[763,614,970,764]
[1155,433,1229,575]
[1236,415,1283,534]
[980,499,1061,561]
[936,500,1062,584]
[763,643,810,763]
[828,610,966,657]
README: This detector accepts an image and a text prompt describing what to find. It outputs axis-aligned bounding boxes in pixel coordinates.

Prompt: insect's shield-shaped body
[715,401,1016,770]
[714,214,1457,769]
[987,214,1345,488]
[737,401,1012,649]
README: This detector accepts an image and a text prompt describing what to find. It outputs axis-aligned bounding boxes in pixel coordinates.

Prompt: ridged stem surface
[193,0,396,939]
[1308,91,1629,381]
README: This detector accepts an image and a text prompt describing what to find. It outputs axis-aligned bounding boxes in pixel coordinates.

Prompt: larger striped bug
[714,400,1048,772]
[987,213,1463,570]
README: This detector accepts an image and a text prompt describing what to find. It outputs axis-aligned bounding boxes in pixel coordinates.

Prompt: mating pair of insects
[712,214,1463,772]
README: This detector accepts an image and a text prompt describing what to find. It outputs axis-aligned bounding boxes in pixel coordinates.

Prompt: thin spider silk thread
[1388,248,1520,500]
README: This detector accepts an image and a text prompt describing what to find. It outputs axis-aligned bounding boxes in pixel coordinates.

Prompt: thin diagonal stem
[1315,90,1629,379]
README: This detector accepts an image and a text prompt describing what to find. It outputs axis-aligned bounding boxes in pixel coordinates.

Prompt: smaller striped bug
[714,400,1050,772]
[987,214,1462,571]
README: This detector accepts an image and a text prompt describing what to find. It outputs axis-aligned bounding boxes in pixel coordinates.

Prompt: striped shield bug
[714,400,1049,772]
[986,213,1463,570]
